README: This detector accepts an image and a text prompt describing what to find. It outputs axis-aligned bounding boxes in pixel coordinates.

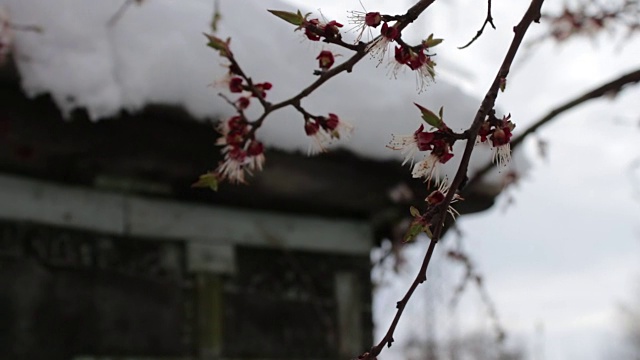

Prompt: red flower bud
[426,190,445,205]
[236,96,250,110]
[247,140,264,156]
[491,126,512,147]
[381,22,400,41]
[324,20,343,38]
[394,46,411,65]
[228,147,247,162]
[416,131,435,151]
[325,113,340,130]
[304,19,321,41]
[365,12,382,28]
[253,82,273,98]
[229,77,244,93]
[304,121,320,136]
[228,115,246,132]
[316,50,335,70]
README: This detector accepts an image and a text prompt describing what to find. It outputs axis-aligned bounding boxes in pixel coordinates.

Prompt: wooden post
[335,272,364,358]
[195,273,224,359]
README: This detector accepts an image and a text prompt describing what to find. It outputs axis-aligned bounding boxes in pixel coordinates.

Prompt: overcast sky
[282,0,640,359]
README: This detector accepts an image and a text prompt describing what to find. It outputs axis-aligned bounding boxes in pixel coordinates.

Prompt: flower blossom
[304,114,353,154]
[347,11,382,42]
[367,22,400,62]
[490,116,514,168]
[476,114,515,168]
[316,50,335,71]
[411,139,453,186]
[300,18,343,41]
[388,124,454,186]
[236,96,250,110]
[217,147,248,184]
[216,116,248,149]
[229,77,244,93]
[214,117,266,183]
[386,124,434,166]
[425,180,463,219]
[390,45,436,92]
[252,82,273,98]
[246,140,266,173]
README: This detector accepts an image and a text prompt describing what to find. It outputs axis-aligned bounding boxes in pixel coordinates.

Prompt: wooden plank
[0,173,373,255]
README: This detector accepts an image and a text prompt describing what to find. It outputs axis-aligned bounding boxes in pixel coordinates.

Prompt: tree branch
[362,0,544,358]
[466,66,640,190]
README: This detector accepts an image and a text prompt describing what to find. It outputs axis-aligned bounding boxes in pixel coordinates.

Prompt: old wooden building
[0,53,502,360]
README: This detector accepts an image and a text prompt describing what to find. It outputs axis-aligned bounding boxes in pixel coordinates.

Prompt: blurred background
[0,0,639,359]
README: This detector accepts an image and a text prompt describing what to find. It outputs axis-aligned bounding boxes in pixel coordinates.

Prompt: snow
[1,0,524,187]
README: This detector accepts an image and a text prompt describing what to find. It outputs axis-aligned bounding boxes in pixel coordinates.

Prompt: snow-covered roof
[2,0,524,189]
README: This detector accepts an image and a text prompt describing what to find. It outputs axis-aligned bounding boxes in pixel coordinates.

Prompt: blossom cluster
[304,113,353,154]
[390,35,441,91]
[200,35,273,184]
[199,33,354,187]
[299,17,344,42]
[543,2,640,42]
[215,116,266,184]
[347,10,382,42]
[387,103,457,186]
[388,123,455,186]
[477,113,515,167]
[388,104,515,241]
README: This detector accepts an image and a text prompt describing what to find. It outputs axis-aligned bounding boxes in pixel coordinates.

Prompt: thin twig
[447,249,506,344]
[459,0,497,49]
[9,24,43,33]
[107,0,135,27]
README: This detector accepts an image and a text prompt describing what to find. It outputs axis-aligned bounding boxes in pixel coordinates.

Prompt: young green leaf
[203,33,230,56]
[415,102,443,129]
[409,206,421,217]
[192,172,219,191]
[423,34,444,48]
[268,9,304,26]
[404,223,424,243]
[423,226,433,239]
